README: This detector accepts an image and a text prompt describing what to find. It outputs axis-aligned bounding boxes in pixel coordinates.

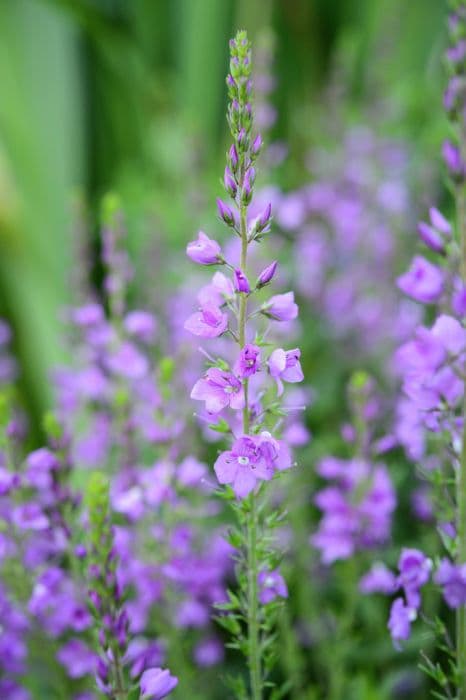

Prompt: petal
[204,392,229,414]
[214,452,237,484]
[233,467,256,498]
[268,348,286,378]
[190,378,210,401]
[229,387,245,410]
[282,361,304,383]
[184,312,205,336]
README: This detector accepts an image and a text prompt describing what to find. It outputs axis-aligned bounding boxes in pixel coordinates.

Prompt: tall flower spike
[185,29,304,700]
[374,5,466,697]
[86,473,177,699]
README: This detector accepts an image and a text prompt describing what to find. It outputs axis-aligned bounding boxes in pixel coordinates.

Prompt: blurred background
[0,3,457,698]
[0,0,448,419]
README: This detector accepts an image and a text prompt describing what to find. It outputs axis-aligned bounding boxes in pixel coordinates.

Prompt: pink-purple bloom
[434,559,466,608]
[184,303,228,338]
[257,569,288,604]
[267,348,304,395]
[388,598,416,646]
[191,368,245,413]
[214,436,274,498]
[186,231,223,265]
[262,291,298,321]
[139,667,178,699]
[236,344,261,378]
[397,256,444,304]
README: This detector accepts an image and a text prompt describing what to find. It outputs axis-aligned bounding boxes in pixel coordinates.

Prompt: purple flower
[397,256,444,304]
[236,344,261,378]
[0,468,19,495]
[417,222,446,253]
[223,166,237,196]
[184,303,228,338]
[216,199,235,226]
[262,291,298,321]
[257,260,278,288]
[434,558,466,608]
[186,231,222,265]
[191,368,245,413]
[257,569,288,604]
[57,639,96,679]
[124,311,157,342]
[398,548,432,609]
[431,314,466,355]
[71,303,104,327]
[0,680,30,700]
[429,207,451,235]
[25,448,58,489]
[193,638,224,667]
[359,563,398,594]
[214,436,274,498]
[443,139,465,178]
[106,342,149,379]
[234,269,250,293]
[125,638,164,679]
[388,598,416,645]
[139,667,178,699]
[177,457,207,488]
[13,503,49,531]
[267,348,304,395]
[198,272,234,307]
[255,202,272,234]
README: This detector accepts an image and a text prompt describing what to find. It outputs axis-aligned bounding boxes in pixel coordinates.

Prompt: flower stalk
[185,29,302,698]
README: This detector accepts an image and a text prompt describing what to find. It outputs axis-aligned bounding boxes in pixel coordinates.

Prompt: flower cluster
[312,373,396,564]
[287,125,422,363]
[85,472,178,699]
[184,30,304,698]
[184,34,302,500]
[369,9,466,696]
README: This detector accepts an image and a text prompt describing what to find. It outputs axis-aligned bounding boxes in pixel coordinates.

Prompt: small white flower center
[264,576,275,587]
[224,386,235,393]
[238,456,249,466]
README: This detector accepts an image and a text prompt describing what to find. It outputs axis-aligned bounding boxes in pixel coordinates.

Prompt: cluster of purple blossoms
[369,8,466,665]
[183,30,304,695]
[0,199,236,697]
[285,125,423,362]
[312,455,396,565]
[185,154,303,498]
[362,548,466,645]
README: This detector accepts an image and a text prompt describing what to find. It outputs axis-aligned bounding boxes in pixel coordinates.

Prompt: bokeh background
[0,2,459,698]
[0,0,448,422]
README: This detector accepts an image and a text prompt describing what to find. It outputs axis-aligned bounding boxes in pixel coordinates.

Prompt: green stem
[111,643,127,700]
[457,181,466,699]
[239,203,262,700]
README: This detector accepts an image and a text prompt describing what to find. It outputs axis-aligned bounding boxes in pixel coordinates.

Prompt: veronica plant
[185,31,304,700]
[367,4,466,696]
[86,472,178,700]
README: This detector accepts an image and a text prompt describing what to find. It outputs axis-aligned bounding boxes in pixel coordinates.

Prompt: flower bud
[217,199,235,227]
[237,127,248,150]
[223,166,237,197]
[443,140,466,181]
[242,169,253,205]
[228,144,239,172]
[257,203,272,233]
[251,134,262,156]
[257,261,278,288]
[234,269,250,294]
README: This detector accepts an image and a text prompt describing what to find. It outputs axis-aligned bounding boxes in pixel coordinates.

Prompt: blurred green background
[0,0,448,423]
